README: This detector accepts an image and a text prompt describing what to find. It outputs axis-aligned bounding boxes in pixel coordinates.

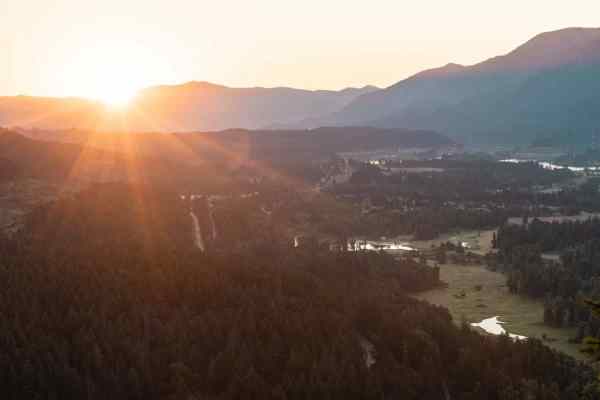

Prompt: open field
[413,262,584,360]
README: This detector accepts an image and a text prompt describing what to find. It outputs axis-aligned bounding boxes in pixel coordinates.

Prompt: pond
[348,240,416,252]
[471,316,527,341]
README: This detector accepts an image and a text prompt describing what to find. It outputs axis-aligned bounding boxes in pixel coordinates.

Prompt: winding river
[500,158,600,172]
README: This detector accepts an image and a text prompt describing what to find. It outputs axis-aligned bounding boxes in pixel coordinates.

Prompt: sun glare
[60,40,168,108]
[96,86,137,109]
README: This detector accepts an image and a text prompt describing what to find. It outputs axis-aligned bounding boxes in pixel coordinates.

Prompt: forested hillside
[20,126,454,165]
[0,183,597,399]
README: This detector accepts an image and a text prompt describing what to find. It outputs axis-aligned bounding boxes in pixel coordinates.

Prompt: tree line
[494,218,600,345]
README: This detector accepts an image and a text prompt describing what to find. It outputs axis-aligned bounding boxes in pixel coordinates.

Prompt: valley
[2,123,600,398]
[2,17,600,398]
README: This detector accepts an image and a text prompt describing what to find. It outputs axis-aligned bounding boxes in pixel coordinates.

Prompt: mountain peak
[328,26,600,146]
[496,27,600,70]
[525,27,600,47]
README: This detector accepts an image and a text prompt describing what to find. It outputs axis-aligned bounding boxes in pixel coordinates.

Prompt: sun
[88,61,145,108]
[59,40,168,108]
[95,85,138,109]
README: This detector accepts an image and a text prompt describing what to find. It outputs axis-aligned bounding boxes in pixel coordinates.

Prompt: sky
[1,0,599,100]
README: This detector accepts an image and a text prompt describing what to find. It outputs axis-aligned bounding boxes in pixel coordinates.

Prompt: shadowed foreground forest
[0,184,598,399]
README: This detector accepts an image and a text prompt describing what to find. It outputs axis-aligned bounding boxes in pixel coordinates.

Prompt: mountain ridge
[311,27,600,145]
[0,82,379,132]
[2,27,600,146]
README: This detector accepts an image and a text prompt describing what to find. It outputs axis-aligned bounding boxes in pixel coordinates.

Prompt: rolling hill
[0,130,183,183]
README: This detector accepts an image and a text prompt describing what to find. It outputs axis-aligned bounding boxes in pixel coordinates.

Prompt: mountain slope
[130,82,379,131]
[0,83,378,132]
[324,27,600,146]
[0,130,182,182]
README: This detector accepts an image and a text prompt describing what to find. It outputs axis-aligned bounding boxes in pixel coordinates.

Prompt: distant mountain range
[0,83,378,132]
[2,27,599,147]
[312,27,600,146]
[134,83,380,131]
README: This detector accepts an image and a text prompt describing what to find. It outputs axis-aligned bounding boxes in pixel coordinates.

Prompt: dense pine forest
[0,183,598,399]
[495,218,600,342]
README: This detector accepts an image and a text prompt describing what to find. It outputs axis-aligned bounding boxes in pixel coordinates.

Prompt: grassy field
[350,226,586,359]
[414,262,584,360]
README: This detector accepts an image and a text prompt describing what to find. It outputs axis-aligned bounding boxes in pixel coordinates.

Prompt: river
[471,316,527,340]
[190,211,205,252]
[500,158,600,172]
[348,240,416,252]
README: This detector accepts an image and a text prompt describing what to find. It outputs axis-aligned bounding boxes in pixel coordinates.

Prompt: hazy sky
[1,0,599,99]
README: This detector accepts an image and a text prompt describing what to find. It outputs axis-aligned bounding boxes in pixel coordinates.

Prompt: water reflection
[500,159,600,172]
[471,316,527,341]
[348,240,416,252]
